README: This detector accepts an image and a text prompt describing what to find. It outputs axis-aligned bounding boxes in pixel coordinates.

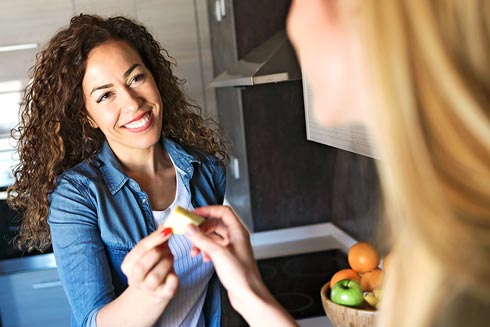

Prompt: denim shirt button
[141,198,146,203]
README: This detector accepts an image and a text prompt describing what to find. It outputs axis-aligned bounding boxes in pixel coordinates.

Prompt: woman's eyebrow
[90,64,141,96]
[123,64,140,78]
[90,83,112,96]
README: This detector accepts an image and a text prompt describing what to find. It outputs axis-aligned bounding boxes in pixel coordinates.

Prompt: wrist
[228,281,296,327]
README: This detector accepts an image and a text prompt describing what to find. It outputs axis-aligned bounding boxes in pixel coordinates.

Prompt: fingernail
[161,227,172,237]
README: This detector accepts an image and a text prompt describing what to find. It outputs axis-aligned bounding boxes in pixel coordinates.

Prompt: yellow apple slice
[162,206,205,235]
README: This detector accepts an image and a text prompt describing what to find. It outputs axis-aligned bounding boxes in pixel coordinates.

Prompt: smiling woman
[6,14,227,327]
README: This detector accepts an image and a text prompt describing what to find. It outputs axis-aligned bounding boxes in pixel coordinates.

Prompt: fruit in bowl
[321,282,377,327]
[320,242,389,326]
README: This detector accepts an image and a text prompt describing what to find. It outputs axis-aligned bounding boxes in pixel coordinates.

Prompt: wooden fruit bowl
[321,282,377,327]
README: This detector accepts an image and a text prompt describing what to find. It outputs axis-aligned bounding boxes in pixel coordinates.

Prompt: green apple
[330,279,364,307]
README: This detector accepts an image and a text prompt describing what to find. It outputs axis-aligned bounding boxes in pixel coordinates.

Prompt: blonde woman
[185,0,490,326]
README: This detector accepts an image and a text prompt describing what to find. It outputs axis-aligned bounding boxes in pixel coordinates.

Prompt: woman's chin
[312,98,367,128]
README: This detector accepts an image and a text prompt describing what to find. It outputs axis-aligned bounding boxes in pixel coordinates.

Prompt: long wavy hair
[7,14,227,252]
[360,0,490,326]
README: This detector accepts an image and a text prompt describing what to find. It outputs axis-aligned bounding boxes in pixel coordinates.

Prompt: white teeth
[124,113,150,129]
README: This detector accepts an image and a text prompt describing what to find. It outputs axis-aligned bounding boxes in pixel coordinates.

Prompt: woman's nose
[120,87,141,112]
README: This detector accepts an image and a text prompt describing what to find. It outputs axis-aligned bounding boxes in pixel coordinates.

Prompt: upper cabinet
[302,78,379,159]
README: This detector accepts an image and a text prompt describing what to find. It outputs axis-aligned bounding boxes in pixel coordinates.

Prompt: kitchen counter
[0,252,56,274]
[251,222,357,260]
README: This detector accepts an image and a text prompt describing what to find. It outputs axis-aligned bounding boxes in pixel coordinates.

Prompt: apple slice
[162,206,205,235]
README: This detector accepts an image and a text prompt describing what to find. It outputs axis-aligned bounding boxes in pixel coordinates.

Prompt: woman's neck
[114,142,171,177]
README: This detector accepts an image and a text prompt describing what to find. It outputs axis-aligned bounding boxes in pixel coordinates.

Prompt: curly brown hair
[7,14,227,252]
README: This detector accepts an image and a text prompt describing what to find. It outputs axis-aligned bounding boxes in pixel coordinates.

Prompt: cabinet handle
[32,280,62,289]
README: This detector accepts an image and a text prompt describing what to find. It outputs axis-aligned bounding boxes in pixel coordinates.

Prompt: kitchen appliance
[251,222,357,326]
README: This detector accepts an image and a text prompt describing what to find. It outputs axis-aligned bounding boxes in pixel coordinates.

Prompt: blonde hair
[361,0,490,326]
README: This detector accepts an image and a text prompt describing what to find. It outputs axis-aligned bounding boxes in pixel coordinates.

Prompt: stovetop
[250,222,357,326]
[257,249,349,320]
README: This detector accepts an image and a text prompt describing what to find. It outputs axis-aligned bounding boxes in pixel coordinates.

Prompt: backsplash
[328,149,381,243]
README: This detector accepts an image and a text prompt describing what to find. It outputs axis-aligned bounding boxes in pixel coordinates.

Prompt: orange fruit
[348,242,380,273]
[330,268,360,287]
[360,268,384,292]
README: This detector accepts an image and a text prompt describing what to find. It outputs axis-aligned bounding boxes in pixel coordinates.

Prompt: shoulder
[53,159,103,195]
[48,160,101,218]
[59,159,102,184]
[191,148,225,179]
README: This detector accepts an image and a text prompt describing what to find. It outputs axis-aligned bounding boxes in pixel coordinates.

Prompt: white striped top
[152,162,214,327]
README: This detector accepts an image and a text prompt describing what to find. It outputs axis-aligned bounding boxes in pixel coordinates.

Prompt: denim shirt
[48,138,225,327]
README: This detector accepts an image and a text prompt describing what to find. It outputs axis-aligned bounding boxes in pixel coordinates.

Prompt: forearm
[96,285,171,327]
[231,284,298,327]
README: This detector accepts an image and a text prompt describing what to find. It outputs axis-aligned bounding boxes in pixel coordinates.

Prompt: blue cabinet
[0,255,70,327]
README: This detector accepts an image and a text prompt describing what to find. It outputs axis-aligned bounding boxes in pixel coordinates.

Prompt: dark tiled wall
[240,81,337,231]
[328,150,381,242]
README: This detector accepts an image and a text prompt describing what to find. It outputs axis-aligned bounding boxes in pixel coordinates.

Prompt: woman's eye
[96,92,112,103]
[130,73,145,85]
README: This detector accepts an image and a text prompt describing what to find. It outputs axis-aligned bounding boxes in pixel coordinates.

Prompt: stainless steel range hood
[210,30,301,88]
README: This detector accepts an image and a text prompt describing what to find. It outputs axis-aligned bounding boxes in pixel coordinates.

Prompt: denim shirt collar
[94,138,201,195]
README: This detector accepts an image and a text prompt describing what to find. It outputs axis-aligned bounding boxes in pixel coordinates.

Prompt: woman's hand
[97,228,179,327]
[185,205,297,327]
[121,227,179,301]
[186,206,260,298]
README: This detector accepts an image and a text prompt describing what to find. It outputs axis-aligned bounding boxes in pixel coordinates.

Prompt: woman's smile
[122,111,153,132]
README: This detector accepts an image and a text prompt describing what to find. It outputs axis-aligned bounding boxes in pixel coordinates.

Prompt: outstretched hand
[185,205,297,327]
[186,206,261,300]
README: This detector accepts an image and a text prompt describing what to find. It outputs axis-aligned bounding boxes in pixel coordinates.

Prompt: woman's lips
[122,111,153,132]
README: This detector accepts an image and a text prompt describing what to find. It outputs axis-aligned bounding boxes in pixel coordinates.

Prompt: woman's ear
[87,116,98,128]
